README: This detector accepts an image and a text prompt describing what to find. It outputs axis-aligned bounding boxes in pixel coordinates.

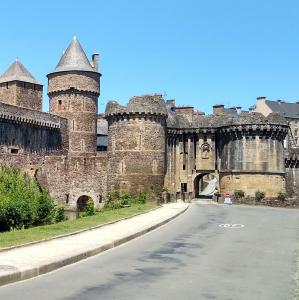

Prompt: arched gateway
[77,195,91,212]
[193,173,217,198]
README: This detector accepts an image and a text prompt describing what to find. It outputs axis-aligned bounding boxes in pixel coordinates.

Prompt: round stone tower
[105,94,168,200]
[218,112,289,197]
[47,37,100,154]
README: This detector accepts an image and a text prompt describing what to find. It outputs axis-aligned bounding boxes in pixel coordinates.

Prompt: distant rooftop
[0,59,41,85]
[265,99,299,119]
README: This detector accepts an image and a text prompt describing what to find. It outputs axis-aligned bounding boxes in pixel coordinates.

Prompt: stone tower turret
[47,37,101,154]
[105,94,168,200]
[217,113,288,196]
[0,59,43,111]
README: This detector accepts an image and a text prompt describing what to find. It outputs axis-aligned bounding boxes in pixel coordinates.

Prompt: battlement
[167,109,288,131]
[105,94,168,117]
[285,148,299,165]
[0,102,65,128]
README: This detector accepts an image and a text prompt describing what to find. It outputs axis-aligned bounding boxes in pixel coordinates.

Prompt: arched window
[120,160,125,174]
[81,139,85,152]
[152,160,158,174]
[58,100,62,111]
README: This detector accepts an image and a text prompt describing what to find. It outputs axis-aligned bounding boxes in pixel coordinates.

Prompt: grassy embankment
[0,203,157,249]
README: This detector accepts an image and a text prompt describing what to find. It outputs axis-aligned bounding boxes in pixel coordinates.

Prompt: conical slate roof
[51,37,96,73]
[0,59,41,85]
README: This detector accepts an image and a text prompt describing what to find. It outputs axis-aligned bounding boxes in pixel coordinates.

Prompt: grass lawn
[0,203,157,249]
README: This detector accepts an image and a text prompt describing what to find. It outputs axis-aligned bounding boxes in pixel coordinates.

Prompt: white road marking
[219,223,245,228]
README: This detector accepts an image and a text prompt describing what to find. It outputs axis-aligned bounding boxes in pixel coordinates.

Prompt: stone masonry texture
[0,39,297,212]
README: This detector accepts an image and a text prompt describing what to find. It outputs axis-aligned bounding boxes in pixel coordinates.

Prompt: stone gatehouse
[0,37,297,211]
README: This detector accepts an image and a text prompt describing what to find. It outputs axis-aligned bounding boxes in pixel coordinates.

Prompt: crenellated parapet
[106,94,168,122]
[167,128,216,135]
[285,148,299,168]
[218,124,288,140]
[0,102,64,129]
[48,89,99,98]
[106,112,167,126]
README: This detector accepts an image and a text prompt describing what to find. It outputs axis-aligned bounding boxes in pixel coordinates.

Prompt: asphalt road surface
[0,203,298,300]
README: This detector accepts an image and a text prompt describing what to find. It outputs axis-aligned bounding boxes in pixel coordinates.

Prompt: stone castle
[0,37,298,211]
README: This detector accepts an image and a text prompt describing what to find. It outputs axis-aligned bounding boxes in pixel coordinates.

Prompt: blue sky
[0,0,299,114]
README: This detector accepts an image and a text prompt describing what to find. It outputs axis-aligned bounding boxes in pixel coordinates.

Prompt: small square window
[10,148,19,154]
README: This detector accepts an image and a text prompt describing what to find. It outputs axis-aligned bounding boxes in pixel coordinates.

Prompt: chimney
[175,106,194,115]
[213,104,225,116]
[236,106,242,114]
[277,99,285,103]
[166,99,175,111]
[175,106,194,122]
[91,53,99,72]
[257,96,266,101]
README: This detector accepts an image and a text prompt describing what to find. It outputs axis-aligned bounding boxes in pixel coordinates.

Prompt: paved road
[0,203,298,300]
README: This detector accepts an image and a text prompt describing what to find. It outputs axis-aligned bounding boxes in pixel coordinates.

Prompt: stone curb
[0,204,189,287]
[0,205,162,253]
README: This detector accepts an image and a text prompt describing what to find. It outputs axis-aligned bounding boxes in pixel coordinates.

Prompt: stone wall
[48,72,99,94]
[48,71,100,154]
[0,102,68,155]
[49,92,97,153]
[106,95,167,200]
[285,168,299,198]
[0,102,72,204]
[217,125,287,197]
[219,172,285,197]
[107,114,166,200]
[0,81,42,111]
[285,149,299,198]
[36,153,107,210]
[218,129,285,173]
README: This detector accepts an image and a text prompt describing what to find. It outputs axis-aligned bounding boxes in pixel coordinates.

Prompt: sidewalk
[0,202,189,286]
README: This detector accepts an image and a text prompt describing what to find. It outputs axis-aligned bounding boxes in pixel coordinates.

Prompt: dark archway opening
[77,195,90,212]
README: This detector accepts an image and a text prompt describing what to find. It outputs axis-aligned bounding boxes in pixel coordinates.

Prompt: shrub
[36,189,55,225]
[277,191,287,202]
[255,190,265,201]
[136,192,147,204]
[104,191,147,210]
[234,190,245,200]
[0,166,55,231]
[104,200,122,210]
[104,191,121,210]
[119,192,132,206]
[52,205,65,223]
[83,199,96,216]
